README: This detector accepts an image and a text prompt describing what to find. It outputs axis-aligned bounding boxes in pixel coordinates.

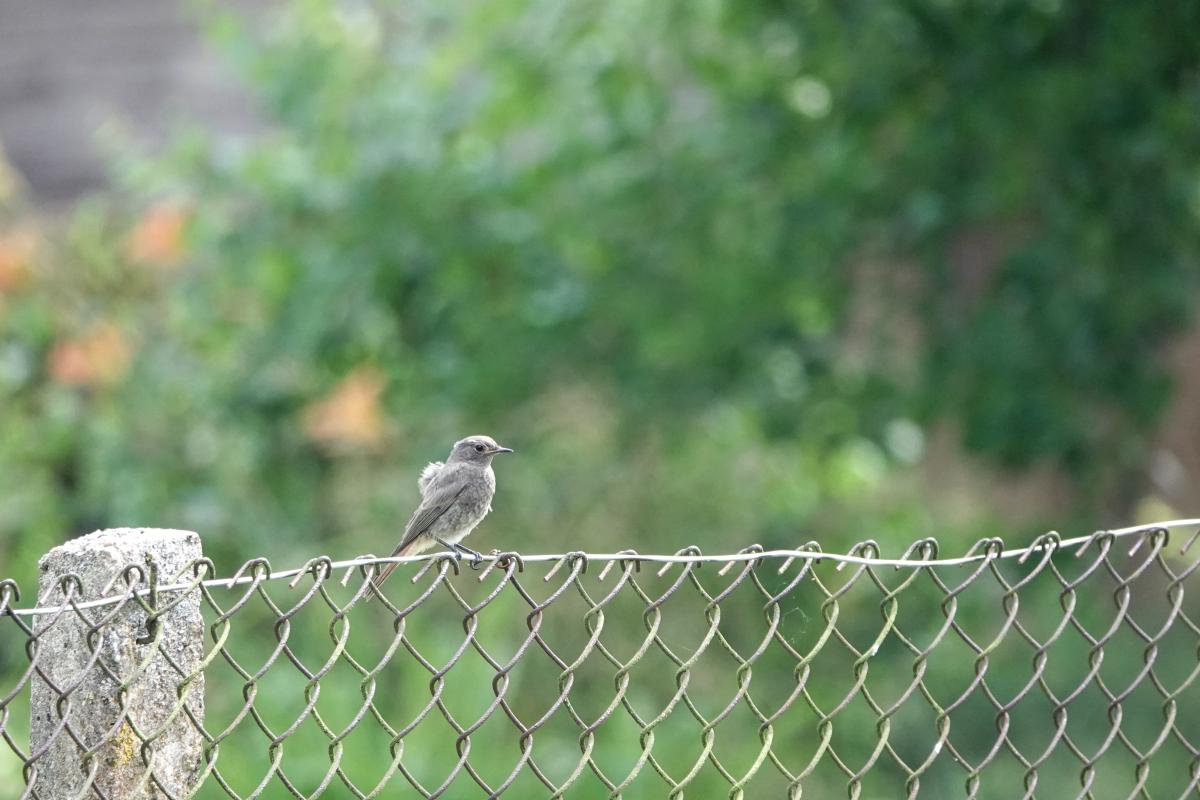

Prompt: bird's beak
[489,446,514,455]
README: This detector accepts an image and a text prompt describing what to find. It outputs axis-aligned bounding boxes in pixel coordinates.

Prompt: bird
[372,435,513,588]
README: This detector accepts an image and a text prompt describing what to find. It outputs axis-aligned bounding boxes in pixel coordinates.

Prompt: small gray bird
[373,435,513,587]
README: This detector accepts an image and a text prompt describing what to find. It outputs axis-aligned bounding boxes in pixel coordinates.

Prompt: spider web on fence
[2,524,1200,799]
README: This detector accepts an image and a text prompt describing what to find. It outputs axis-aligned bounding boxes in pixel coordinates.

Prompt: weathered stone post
[30,528,205,798]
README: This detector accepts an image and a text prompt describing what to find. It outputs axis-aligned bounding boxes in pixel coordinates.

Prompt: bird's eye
[474,443,485,452]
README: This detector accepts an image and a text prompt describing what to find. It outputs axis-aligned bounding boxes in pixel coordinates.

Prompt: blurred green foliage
[3,0,1200,566]
[1,0,1199,794]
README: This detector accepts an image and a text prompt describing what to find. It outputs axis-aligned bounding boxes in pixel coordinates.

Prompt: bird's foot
[436,539,484,569]
[458,544,485,570]
[435,538,463,564]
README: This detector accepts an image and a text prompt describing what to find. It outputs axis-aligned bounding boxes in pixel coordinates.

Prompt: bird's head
[449,435,514,464]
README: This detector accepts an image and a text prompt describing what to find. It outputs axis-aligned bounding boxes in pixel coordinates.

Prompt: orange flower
[126,203,188,269]
[48,323,132,387]
[302,366,388,452]
[0,228,36,293]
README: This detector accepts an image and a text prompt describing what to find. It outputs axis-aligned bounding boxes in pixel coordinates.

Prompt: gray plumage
[373,435,513,587]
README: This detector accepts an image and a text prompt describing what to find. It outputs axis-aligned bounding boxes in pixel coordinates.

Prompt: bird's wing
[418,461,444,496]
[376,464,465,588]
[387,478,468,556]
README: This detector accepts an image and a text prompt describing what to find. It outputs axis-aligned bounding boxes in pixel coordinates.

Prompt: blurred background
[2,0,1198,572]
[1,0,1199,795]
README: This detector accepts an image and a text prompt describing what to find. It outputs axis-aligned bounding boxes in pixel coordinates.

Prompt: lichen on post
[29,528,205,798]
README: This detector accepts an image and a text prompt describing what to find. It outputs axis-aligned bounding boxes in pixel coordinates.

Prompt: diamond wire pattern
[2,527,1200,798]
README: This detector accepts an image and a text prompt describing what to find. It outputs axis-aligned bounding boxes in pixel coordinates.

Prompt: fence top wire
[4,518,1199,617]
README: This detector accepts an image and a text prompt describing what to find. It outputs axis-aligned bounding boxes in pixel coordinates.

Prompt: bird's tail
[372,540,417,590]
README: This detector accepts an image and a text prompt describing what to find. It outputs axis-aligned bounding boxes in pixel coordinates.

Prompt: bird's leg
[434,538,463,563]
[455,543,485,570]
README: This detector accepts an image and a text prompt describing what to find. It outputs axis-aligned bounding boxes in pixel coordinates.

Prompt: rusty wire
[3,521,1200,798]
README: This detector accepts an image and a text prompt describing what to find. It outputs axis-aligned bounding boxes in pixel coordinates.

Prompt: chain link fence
[2,521,1200,798]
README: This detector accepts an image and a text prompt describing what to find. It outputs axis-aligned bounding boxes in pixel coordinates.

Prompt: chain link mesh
[3,524,1200,798]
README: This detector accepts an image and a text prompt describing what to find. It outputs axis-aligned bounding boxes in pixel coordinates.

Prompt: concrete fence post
[30,528,206,798]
